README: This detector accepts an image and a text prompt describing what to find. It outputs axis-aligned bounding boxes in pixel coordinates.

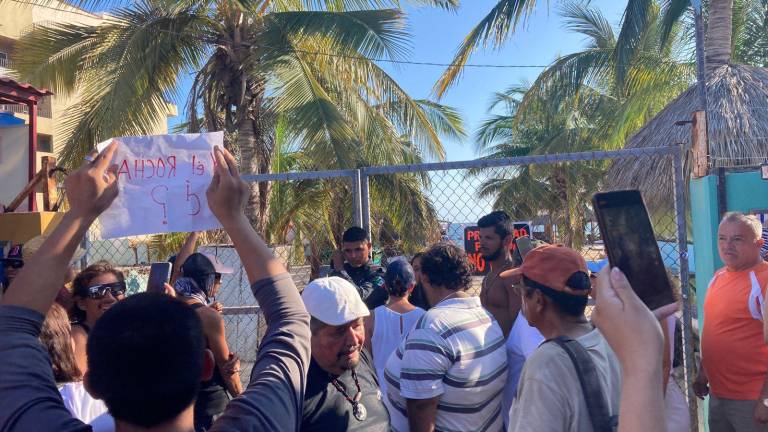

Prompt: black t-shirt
[301,349,390,432]
[331,262,388,310]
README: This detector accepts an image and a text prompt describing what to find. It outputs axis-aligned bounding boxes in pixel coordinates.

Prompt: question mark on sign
[151,185,169,225]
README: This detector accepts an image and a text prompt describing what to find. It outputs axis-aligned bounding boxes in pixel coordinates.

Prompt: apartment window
[37,134,53,153]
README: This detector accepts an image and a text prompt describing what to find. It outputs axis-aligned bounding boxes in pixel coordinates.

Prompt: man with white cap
[301,276,390,431]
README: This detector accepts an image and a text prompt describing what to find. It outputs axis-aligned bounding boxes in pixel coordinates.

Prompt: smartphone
[515,236,535,260]
[147,262,173,294]
[592,190,675,310]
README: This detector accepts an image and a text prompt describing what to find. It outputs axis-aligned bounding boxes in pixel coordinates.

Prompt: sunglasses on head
[85,282,126,299]
[3,260,23,269]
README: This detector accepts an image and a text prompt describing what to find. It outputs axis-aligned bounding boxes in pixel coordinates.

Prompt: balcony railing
[0,57,11,68]
[0,103,52,119]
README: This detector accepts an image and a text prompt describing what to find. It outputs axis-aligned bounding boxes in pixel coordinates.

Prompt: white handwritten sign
[95,132,223,239]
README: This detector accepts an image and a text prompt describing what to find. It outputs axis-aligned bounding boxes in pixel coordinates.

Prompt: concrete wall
[0,125,29,207]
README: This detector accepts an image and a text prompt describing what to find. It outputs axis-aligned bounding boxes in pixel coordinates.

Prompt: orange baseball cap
[502,244,590,296]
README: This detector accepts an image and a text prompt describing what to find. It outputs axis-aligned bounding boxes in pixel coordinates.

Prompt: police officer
[331,227,387,310]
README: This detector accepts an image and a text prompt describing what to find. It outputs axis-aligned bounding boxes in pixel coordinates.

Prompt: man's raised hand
[207,146,248,225]
[65,140,119,219]
[592,266,677,372]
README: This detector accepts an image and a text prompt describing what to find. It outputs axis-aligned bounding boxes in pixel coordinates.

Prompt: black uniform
[331,262,387,310]
[301,349,390,431]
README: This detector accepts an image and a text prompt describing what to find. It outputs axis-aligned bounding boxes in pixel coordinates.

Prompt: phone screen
[147,262,172,294]
[593,190,675,310]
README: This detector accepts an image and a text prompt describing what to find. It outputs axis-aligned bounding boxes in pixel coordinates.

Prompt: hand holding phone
[592,190,676,310]
[147,262,173,294]
[515,236,535,260]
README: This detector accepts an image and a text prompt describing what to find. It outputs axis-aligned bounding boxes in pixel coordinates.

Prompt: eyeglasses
[85,282,126,299]
[2,260,23,269]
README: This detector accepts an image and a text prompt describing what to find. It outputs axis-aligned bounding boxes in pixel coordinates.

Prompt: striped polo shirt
[383,296,507,432]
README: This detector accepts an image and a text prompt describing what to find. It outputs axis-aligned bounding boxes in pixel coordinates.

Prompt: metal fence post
[673,145,698,430]
[361,171,371,240]
[80,234,90,269]
[352,169,363,228]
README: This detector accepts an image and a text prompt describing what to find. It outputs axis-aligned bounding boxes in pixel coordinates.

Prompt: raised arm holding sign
[95,132,224,239]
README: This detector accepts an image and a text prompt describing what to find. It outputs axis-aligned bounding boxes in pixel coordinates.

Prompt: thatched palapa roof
[608,64,768,206]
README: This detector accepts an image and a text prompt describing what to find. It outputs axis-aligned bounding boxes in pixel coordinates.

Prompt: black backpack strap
[547,336,618,432]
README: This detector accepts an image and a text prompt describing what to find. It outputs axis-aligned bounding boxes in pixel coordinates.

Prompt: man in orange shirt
[695,212,768,431]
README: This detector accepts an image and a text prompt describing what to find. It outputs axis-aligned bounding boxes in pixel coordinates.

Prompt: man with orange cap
[504,245,621,432]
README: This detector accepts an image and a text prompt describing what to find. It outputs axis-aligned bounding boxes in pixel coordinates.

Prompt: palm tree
[267,131,450,278]
[13,0,459,235]
[470,83,612,248]
[515,1,694,152]
[432,0,664,98]
[608,0,768,203]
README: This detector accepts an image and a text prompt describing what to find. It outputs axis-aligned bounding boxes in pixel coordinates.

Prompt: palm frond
[614,0,654,87]
[17,2,211,166]
[659,0,692,48]
[559,1,616,50]
[265,9,410,60]
[433,0,540,98]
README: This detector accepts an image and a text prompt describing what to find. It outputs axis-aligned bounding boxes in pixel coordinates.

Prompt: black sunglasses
[3,260,23,269]
[85,282,127,299]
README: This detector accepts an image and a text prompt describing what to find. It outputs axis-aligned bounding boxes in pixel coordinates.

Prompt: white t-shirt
[371,305,425,396]
[58,381,108,424]
[502,312,544,428]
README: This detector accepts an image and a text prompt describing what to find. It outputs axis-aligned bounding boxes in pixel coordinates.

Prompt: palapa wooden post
[41,156,57,211]
[691,110,708,178]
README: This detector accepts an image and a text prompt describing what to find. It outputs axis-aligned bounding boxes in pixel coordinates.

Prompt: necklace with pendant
[330,369,367,421]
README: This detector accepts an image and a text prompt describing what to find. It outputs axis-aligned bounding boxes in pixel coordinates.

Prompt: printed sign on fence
[464,222,531,275]
[95,132,224,239]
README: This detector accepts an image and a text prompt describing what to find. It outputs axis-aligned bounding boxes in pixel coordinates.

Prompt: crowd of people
[0,141,763,432]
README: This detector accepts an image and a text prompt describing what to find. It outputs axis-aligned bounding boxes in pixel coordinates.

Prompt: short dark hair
[478,211,513,239]
[72,261,125,324]
[421,243,472,291]
[342,227,369,243]
[40,304,81,383]
[523,272,591,317]
[87,293,205,428]
[384,260,416,297]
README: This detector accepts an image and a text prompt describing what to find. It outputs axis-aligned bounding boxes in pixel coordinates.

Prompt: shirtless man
[477,211,518,336]
[478,211,544,428]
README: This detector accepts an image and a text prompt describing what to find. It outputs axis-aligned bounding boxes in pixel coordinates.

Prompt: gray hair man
[695,212,768,431]
[301,277,389,431]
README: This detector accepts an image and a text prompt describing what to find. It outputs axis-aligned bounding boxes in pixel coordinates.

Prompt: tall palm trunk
[551,166,574,248]
[236,97,274,236]
[705,0,734,76]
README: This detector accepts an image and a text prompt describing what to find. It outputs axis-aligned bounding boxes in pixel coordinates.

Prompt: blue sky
[167,0,627,162]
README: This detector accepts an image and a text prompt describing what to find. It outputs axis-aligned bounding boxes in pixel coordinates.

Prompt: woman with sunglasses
[176,252,242,431]
[71,261,126,374]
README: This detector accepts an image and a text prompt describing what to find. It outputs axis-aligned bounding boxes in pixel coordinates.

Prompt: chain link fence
[80,146,697,427]
[359,145,697,428]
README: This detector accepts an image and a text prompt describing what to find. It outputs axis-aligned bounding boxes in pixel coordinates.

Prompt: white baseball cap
[301,277,370,326]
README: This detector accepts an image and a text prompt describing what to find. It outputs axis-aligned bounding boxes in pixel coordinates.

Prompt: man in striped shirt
[384,243,508,432]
